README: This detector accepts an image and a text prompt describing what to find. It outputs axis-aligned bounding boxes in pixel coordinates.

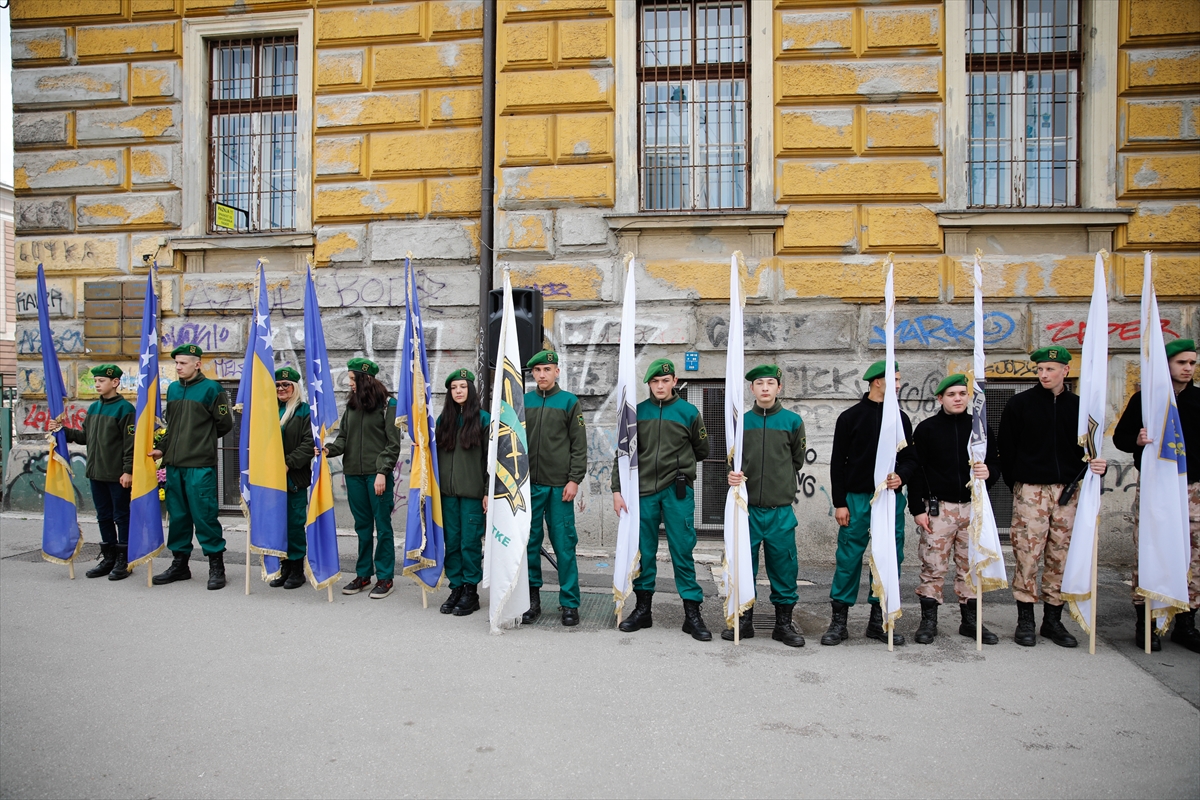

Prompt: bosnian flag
[722,252,755,628]
[127,267,165,570]
[303,266,341,591]
[612,254,641,619]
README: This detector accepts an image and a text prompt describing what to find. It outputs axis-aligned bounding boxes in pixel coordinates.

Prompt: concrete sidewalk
[1,514,1197,799]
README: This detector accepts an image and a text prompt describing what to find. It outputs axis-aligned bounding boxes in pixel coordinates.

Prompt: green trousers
[831,491,905,606]
[633,485,703,603]
[749,505,800,605]
[345,473,395,581]
[443,495,484,587]
[527,483,581,609]
[165,466,225,556]
[286,489,307,561]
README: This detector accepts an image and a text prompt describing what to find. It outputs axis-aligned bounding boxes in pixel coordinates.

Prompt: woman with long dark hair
[324,358,402,599]
[435,368,490,616]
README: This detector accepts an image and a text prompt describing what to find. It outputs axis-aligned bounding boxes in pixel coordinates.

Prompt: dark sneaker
[369,580,395,599]
[342,575,372,595]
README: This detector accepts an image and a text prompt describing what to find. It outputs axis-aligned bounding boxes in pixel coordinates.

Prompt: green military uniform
[524,350,588,617]
[436,407,491,589]
[279,401,314,561]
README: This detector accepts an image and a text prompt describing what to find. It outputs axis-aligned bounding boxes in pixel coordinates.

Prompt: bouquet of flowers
[154,426,167,501]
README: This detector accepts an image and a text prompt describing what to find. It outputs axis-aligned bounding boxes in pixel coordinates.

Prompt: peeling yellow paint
[1122,254,1200,296]
[509,265,603,301]
[23,36,66,60]
[781,258,941,298]
[864,206,940,249]
[864,108,940,150]
[428,175,481,216]
[131,64,173,99]
[77,23,177,58]
[779,207,857,251]
[372,129,481,173]
[315,182,423,220]
[375,42,484,84]
[131,150,167,178]
[1124,202,1200,245]
[315,231,359,263]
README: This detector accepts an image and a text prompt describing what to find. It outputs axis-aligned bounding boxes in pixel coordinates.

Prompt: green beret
[444,368,475,388]
[1030,346,1071,364]
[935,373,968,396]
[275,367,301,383]
[1165,338,1196,359]
[862,360,899,382]
[745,364,782,383]
[171,344,203,358]
[644,358,676,383]
[90,364,122,379]
[526,350,559,368]
[347,357,379,376]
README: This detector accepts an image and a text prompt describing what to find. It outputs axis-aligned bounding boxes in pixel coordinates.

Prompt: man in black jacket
[998,347,1107,648]
[910,374,1000,645]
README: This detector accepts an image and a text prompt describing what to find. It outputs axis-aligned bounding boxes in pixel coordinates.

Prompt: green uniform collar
[751,399,784,416]
[651,391,680,408]
[533,383,561,398]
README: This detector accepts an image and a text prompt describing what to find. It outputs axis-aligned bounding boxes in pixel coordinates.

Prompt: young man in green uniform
[521,350,587,627]
[612,358,712,641]
[50,364,135,580]
[270,367,314,590]
[725,364,807,646]
[150,345,235,590]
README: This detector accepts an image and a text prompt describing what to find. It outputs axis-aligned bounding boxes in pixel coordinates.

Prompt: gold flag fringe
[126,542,165,571]
[612,549,642,619]
[720,552,756,628]
[41,430,85,565]
[1135,586,1189,633]
[303,556,342,592]
[867,551,902,630]
[967,474,1008,592]
[42,524,85,565]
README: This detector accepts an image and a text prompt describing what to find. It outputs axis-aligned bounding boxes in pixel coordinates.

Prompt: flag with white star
[127,267,165,570]
[303,265,341,591]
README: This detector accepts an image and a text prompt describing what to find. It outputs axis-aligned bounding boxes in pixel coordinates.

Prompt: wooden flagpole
[68,560,74,580]
[1088,531,1099,654]
[245,529,251,595]
[888,623,893,652]
[976,580,983,651]
[147,559,153,588]
[422,589,429,609]
[733,507,741,646]
[328,585,333,603]
[1144,601,1152,654]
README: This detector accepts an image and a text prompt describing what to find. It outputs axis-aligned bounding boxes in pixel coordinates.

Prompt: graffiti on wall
[869,312,1017,348]
[1045,318,1179,346]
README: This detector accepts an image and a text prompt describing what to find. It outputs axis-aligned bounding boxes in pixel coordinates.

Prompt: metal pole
[477,0,497,407]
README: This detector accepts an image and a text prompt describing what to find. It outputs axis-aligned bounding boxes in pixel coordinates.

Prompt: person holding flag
[612,359,712,641]
[521,350,587,627]
[150,345,234,590]
[126,269,166,579]
[822,360,918,647]
[909,374,1001,644]
[724,365,807,646]
[268,367,313,590]
[999,347,1107,647]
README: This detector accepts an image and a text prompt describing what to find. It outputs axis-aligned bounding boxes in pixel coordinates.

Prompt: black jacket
[910,410,1000,515]
[1113,382,1199,483]
[998,384,1085,488]
[829,394,917,510]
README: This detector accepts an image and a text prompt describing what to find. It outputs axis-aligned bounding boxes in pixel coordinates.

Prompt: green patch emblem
[218,404,229,416]
[127,424,136,436]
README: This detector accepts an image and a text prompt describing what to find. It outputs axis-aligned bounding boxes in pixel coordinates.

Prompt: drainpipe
[477,1,497,406]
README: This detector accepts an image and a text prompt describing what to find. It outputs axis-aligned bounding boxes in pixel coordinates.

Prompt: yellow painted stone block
[864,8,941,50]
[318,5,422,43]
[1123,154,1200,194]
[372,129,482,173]
[556,113,612,161]
[132,0,178,15]
[952,255,1101,298]
[499,69,613,113]
[864,107,941,151]
[644,260,736,300]
[11,0,122,22]
[13,31,67,60]
[503,0,612,20]
[316,92,422,130]
[778,207,857,251]
[431,0,484,33]
[780,257,942,298]
[375,42,484,84]
[778,60,941,101]
[15,235,124,275]
[317,49,365,89]
[77,22,178,58]
[130,146,176,184]
[429,87,483,123]
[504,22,552,66]
[315,230,363,263]
[1124,99,1192,143]
[779,159,941,200]
[428,176,482,216]
[1126,48,1200,90]
[1123,253,1200,297]
[502,163,614,206]
[315,136,363,177]
[315,182,423,220]
[864,207,940,249]
[1124,202,1200,245]
[500,211,550,251]
[777,108,854,153]
[1127,0,1200,39]
[778,10,853,54]
[500,116,553,164]
[558,19,611,62]
[131,63,176,99]
[509,265,604,301]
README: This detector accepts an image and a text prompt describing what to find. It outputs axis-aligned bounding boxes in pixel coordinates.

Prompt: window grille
[638,2,749,212]
[678,381,729,538]
[207,36,298,233]
[967,0,1081,208]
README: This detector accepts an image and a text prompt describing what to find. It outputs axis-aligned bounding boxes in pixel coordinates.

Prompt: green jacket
[436,409,491,499]
[611,392,709,496]
[325,398,402,477]
[740,401,807,508]
[525,384,587,487]
[160,375,233,468]
[65,394,135,482]
[280,401,314,492]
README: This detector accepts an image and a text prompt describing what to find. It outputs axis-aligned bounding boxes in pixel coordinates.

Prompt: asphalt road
[1,514,1197,800]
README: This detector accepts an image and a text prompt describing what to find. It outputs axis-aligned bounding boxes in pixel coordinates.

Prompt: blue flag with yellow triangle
[303,266,341,591]
[127,267,165,570]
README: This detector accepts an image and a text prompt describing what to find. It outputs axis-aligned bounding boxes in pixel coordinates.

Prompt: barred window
[967,0,1081,208]
[638,2,749,212]
[208,36,298,233]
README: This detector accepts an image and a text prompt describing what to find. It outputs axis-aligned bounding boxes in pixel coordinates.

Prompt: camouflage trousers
[916,500,975,604]
[1130,482,1200,608]
[1009,482,1077,605]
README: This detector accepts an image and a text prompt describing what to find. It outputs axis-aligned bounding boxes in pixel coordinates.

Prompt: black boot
[618,590,653,632]
[1039,602,1077,647]
[682,600,712,642]
[820,601,849,646]
[107,545,131,582]
[865,602,906,645]
[440,585,465,614]
[721,607,755,641]
[521,586,542,624]
[207,553,226,591]
[959,599,998,644]
[269,560,290,588]
[1170,609,1200,653]
[1133,603,1162,652]
[771,604,805,647]
[86,543,117,579]
[283,559,306,589]
[452,583,480,616]
[914,597,939,644]
[1014,601,1036,646]
[561,607,579,627]
[152,553,191,585]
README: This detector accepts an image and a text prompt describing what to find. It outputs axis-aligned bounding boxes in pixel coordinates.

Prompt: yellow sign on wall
[214,203,239,230]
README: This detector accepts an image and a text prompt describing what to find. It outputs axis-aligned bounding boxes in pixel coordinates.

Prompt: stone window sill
[170,232,315,252]
[170,232,315,273]
[605,212,786,258]
[935,209,1133,254]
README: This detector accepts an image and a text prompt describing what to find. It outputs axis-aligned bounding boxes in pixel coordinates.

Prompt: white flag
[1135,251,1190,633]
[869,256,904,631]
[722,252,755,628]
[968,251,1008,592]
[1062,253,1109,633]
[612,254,641,618]
[482,269,532,633]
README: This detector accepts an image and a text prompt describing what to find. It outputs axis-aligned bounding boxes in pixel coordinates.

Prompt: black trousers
[90,479,131,547]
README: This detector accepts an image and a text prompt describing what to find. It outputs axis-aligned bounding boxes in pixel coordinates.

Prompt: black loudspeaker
[487,287,543,369]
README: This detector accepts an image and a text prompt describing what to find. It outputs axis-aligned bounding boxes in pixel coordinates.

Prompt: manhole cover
[526,590,617,632]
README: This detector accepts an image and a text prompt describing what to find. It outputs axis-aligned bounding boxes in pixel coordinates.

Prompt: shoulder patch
[127,424,136,436]
[217,404,229,416]
[698,424,708,440]
[577,414,586,428]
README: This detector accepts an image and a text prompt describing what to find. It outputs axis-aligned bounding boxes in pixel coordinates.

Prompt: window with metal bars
[678,381,732,537]
[638,2,749,212]
[207,36,298,234]
[967,0,1082,208]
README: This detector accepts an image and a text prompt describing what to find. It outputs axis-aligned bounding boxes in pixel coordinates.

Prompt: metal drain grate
[526,590,617,632]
